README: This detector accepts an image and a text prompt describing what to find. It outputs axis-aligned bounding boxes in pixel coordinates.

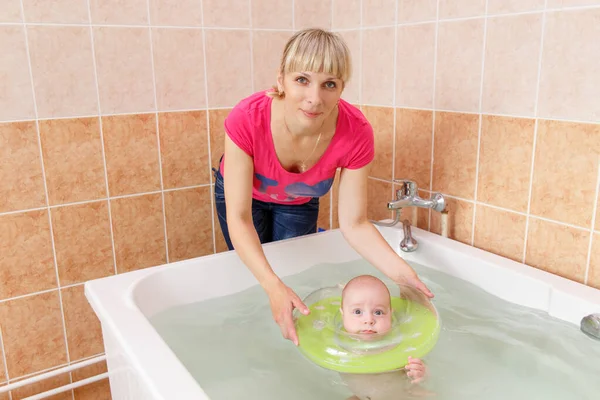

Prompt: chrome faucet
[388,180,445,212]
[371,179,446,252]
[581,314,600,340]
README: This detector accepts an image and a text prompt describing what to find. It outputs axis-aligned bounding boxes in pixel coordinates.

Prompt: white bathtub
[84,224,600,400]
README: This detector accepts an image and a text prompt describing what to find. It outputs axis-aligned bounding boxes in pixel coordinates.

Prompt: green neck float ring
[294,283,441,374]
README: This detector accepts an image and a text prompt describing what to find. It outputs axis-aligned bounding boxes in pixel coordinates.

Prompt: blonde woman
[213,29,433,345]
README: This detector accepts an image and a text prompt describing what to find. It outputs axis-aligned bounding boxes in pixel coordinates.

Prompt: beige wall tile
[203,0,250,27]
[111,194,166,273]
[367,179,393,222]
[432,112,479,199]
[10,370,71,400]
[530,120,600,228]
[62,285,104,361]
[0,1,22,22]
[90,0,148,25]
[102,114,161,197]
[149,0,202,26]
[0,210,56,299]
[205,30,253,108]
[596,192,600,231]
[332,169,341,229]
[52,202,114,286]
[252,0,293,29]
[208,109,231,171]
[72,361,111,400]
[439,0,486,19]
[295,0,332,30]
[477,116,534,213]
[152,28,206,111]
[337,30,360,104]
[362,27,395,106]
[538,9,600,122]
[487,0,544,14]
[332,0,361,29]
[547,0,600,7]
[525,218,589,283]
[318,191,332,230]
[0,291,67,377]
[159,111,209,189]
[395,109,433,190]
[482,14,542,116]
[252,31,292,92]
[164,187,214,262]
[0,26,35,121]
[435,19,485,112]
[589,233,599,289]
[362,0,397,26]
[430,197,474,244]
[397,0,437,23]
[396,23,435,108]
[39,118,106,205]
[362,106,394,180]
[22,0,88,23]
[94,27,155,114]
[0,121,45,213]
[473,205,526,262]
[28,26,98,118]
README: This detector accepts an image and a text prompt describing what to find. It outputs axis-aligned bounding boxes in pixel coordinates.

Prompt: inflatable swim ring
[294,282,440,374]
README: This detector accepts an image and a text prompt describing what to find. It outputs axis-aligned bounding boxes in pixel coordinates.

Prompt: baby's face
[341,282,392,335]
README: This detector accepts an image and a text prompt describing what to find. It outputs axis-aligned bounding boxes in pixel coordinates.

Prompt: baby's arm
[405,356,427,384]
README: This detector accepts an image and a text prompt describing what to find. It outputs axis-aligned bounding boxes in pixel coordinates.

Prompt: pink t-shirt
[219,91,374,205]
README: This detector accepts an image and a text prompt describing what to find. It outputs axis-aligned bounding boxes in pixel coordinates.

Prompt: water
[150,260,600,400]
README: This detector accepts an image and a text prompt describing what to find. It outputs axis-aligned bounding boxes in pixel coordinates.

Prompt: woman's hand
[266,280,310,346]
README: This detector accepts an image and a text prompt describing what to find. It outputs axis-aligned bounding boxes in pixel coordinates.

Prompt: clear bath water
[149,260,600,400]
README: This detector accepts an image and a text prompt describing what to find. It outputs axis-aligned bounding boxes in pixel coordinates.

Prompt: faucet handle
[394,179,418,197]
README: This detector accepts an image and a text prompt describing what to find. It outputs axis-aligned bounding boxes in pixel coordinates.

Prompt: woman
[213,28,433,346]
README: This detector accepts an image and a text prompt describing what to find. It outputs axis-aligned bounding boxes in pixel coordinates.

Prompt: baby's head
[340,275,392,335]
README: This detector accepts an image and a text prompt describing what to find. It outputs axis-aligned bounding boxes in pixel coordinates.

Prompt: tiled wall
[333,0,599,290]
[1,0,599,398]
[0,0,335,398]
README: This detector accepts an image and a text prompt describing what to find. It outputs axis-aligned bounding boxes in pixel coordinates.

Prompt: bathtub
[84,223,600,400]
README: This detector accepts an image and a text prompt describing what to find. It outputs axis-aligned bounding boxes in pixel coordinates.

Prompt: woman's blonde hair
[268,28,352,98]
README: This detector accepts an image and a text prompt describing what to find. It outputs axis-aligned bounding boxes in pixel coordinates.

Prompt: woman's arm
[223,136,309,344]
[337,164,433,298]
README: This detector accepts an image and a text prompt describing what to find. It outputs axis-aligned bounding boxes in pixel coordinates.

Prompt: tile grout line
[4,108,600,126]
[470,0,489,246]
[358,0,362,106]
[584,159,600,285]
[428,0,440,231]
[330,0,334,228]
[200,0,217,254]
[390,0,399,216]
[3,5,600,29]
[0,185,214,218]
[86,0,118,277]
[0,327,12,400]
[522,0,548,264]
[18,0,73,374]
[146,2,170,264]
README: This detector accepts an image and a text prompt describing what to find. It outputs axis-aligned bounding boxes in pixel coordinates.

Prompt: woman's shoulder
[337,99,373,137]
[230,90,273,116]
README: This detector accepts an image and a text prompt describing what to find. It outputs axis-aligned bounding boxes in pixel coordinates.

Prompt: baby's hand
[405,356,427,384]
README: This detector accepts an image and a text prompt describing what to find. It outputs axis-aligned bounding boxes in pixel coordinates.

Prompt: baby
[339,275,430,400]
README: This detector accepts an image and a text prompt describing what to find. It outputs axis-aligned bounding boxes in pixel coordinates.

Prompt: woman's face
[278,71,344,130]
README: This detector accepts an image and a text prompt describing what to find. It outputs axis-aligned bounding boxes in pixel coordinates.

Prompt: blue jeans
[213,168,320,250]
